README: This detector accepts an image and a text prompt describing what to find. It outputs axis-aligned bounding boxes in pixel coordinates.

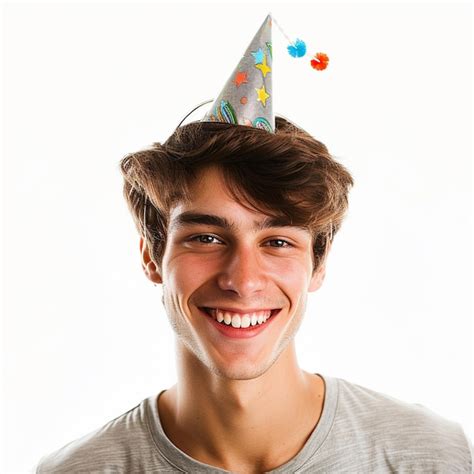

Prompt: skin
[140,166,330,474]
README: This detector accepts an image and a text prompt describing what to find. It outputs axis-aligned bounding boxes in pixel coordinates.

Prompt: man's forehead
[166,166,311,234]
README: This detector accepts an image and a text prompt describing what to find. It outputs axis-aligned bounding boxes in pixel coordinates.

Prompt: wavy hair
[120,116,354,272]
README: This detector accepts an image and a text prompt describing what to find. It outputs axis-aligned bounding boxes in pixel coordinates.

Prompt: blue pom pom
[287,38,306,58]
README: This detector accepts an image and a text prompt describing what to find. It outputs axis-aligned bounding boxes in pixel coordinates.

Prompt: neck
[158,340,325,473]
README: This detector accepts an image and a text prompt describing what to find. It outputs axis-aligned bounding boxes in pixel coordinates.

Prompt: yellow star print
[255,85,270,107]
[255,54,271,78]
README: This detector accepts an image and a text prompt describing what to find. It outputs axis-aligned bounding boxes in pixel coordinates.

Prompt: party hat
[195,13,329,134]
[201,14,274,133]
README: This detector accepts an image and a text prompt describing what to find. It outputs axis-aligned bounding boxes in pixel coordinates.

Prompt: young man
[36,14,472,474]
[36,116,472,473]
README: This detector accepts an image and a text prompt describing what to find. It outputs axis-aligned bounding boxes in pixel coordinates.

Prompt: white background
[2,1,473,472]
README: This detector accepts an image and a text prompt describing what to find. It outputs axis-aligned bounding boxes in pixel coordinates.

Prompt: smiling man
[36,13,472,474]
[36,116,472,474]
[141,155,331,472]
[138,142,332,472]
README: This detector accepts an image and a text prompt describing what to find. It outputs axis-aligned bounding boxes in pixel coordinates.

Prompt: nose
[216,244,267,297]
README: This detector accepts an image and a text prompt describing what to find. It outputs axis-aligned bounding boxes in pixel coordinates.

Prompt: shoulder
[35,397,165,473]
[333,377,473,471]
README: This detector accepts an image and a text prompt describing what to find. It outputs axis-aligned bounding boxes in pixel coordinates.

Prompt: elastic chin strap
[175,99,214,129]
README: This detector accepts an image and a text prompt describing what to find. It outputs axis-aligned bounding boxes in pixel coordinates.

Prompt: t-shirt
[36,374,473,473]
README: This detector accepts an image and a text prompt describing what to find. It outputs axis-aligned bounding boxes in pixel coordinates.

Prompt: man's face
[143,166,326,380]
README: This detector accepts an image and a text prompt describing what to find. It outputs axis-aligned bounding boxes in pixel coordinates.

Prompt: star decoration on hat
[251,48,265,65]
[255,54,271,78]
[255,84,270,107]
[234,71,249,87]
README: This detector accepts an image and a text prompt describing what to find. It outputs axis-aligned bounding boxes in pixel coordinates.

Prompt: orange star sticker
[234,71,248,87]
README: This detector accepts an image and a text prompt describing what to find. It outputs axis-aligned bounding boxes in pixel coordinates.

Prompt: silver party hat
[201,14,274,133]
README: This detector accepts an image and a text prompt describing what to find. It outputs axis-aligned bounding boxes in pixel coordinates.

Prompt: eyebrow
[169,212,307,233]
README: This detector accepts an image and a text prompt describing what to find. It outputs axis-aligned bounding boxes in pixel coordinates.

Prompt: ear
[140,237,162,285]
[308,242,331,292]
[309,262,326,292]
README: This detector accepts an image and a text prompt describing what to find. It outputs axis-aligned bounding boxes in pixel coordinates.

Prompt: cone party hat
[201,14,274,133]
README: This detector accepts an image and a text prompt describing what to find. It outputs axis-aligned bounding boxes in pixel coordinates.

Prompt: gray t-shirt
[36,374,473,473]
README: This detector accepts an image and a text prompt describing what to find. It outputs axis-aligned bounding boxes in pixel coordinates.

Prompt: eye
[265,239,292,248]
[189,234,224,245]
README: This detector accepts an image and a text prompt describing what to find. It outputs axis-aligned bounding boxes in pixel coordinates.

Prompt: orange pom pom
[310,52,329,71]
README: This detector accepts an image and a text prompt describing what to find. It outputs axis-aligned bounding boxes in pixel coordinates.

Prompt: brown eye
[266,239,291,248]
[191,235,223,244]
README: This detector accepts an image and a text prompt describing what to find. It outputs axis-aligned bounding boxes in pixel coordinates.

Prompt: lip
[199,307,281,340]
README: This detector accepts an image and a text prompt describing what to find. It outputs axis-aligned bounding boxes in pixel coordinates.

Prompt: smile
[201,307,280,329]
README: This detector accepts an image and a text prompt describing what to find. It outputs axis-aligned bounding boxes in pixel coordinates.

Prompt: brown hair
[120,116,354,272]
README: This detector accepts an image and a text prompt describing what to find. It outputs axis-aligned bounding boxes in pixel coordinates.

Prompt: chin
[207,347,284,381]
[209,363,269,381]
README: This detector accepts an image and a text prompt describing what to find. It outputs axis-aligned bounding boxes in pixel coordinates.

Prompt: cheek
[267,258,312,289]
[164,253,220,294]
[163,247,313,296]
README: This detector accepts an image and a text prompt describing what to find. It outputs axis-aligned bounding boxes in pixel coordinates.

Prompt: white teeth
[241,315,251,328]
[231,315,240,328]
[209,309,273,328]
